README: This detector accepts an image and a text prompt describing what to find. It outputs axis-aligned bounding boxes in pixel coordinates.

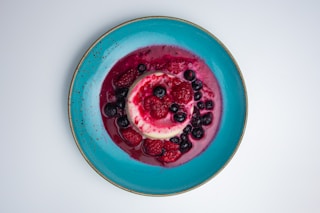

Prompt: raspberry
[163,141,180,151]
[159,150,181,163]
[162,95,172,108]
[143,96,158,111]
[150,102,169,119]
[120,127,142,147]
[114,68,138,88]
[172,81,193,104]
[143,139,164,156]
[166,57,193,74]
[144,96,170,119]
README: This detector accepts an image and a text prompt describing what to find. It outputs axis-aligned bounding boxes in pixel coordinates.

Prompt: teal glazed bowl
[68,16,247,195]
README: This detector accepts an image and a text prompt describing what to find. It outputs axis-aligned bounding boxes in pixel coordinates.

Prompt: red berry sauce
[99,45,222,167]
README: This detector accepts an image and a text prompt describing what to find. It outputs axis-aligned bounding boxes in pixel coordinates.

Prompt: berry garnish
[183,69,196,81]
[180,133,188,142]
[191,116,202,128]
[153,85,166,98]
[201,112,213,126]
[205,100,214,110]
[192,79,203,91]
[180,140,193,153]
[172,81,193,104]
[143,96,157,111]
[115,87,129,100]
[150,97,169,119]
[143,139,164,156]
[194,91,202,101]
[121,127,142,147]
[174,112,187,122]
[137,63,147,74]
[117,115,130,128]
[192,106,200,118]
[169,103,179,113]
[151,106,169,119]
[159,150,181,163]
[169,136,180,144]
[114,68,138,88]
[104,103,117,117]
[191,127,204,139]
[163,141,180,151]
[143,96,170,119]
[183,124,192,133]
[116,99,125,109]
[197,101,205,110]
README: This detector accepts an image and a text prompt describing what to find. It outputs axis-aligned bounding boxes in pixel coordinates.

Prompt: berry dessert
[100,45,222,167]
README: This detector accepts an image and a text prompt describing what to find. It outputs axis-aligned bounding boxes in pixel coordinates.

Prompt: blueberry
[137,63,147,74]
[153,86,166,98]
[180,133,188,141]
[191,116,202,128]
[115,88,129,100]
[104,103,117,117]
[180,140,193,153]
[174,112,186,122]
[169,103,179,113]
[170,136,180,144]
[191,127,204,140]
[192,107,200,118]
[194,91,202,101]
[192,79,203,91]
[116,99,126,109]
[117,115,129,128]
[205,100,214,110]
[201,112,213,126]
[183,124,192,133]
[183,69,196,81]
[197,101,205,110]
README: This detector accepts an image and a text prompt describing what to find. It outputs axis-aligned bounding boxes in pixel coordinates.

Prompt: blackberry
[104,103,117,117]
[183,69,196,81]
[174,112,186,122]
[117,115,129,128]
[191,127,204,140]
[153,86,166,98]
[192,79,203,91]
[194,91,202,101]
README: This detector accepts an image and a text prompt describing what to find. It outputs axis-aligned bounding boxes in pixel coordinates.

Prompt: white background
[1,0,320,212]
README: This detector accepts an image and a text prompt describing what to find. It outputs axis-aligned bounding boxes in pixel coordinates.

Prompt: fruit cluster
[102,61,215,164]
[167,69,214,148]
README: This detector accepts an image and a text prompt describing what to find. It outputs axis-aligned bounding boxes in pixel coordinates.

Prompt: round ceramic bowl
[68,16,247,195]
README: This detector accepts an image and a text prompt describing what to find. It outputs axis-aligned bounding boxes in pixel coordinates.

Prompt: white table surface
[1,0,320,212]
